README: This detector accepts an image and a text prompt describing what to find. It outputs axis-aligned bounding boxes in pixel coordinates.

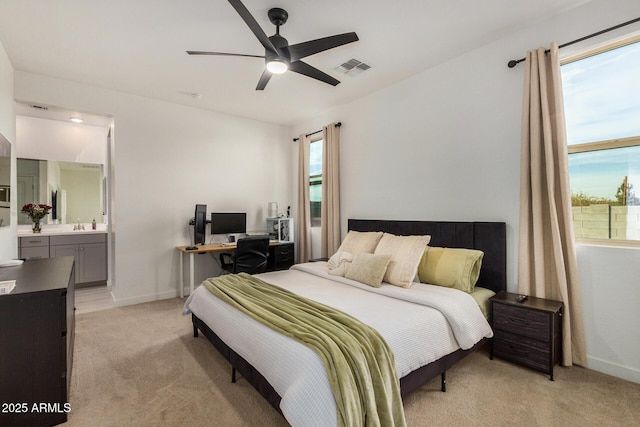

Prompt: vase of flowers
[21,203,52,233]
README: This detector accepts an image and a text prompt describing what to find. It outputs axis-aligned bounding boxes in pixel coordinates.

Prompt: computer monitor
[211,212,247,235]
[193,204,207,245]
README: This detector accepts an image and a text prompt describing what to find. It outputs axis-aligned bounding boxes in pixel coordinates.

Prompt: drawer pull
[508,317,529,325]
[499,342,532,358]
[507,343,529,354]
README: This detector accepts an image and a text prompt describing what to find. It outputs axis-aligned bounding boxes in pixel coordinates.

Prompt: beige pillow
[374,233,431,288]
[336,231,384,255]
[417,247,484,293]
[345,253,392,287]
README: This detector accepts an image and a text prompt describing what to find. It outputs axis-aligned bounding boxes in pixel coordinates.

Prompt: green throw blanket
[202,273,407,427]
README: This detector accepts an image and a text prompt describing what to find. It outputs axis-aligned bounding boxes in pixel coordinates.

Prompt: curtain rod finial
[507,59,518,68]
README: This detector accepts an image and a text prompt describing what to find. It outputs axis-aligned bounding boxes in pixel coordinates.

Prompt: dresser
[0,257,75,426]
[490,291,563,380]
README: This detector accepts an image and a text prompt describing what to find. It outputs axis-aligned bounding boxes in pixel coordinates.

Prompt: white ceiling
[0,0,592,126]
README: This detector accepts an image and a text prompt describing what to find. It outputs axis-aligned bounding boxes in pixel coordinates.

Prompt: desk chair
[219,235,270,274]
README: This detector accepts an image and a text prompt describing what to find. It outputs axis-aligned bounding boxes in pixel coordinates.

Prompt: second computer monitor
[194,204,207,245]
[210,212,247,235]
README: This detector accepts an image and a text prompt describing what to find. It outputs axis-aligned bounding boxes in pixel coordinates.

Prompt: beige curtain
[321,123,341,258]
[296,133,312,263]
[518,43,586,366]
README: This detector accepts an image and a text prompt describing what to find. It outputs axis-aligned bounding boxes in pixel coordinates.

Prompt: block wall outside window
[572,205,640,240]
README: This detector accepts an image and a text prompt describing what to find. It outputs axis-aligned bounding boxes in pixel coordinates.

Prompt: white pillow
[374,233,431,288]
[327,251,353,277]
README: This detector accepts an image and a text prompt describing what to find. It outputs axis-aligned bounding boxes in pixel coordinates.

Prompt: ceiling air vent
[335,59,371,77]
[30,104,49,111]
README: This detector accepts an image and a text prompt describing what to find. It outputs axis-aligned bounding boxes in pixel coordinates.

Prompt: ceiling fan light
[266,60,288,74]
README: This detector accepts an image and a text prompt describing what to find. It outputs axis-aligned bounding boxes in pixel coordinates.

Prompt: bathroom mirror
[17,158,104,225]
[0,133,10,227]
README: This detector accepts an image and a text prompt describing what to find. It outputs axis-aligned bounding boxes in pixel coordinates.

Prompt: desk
[176,241,294,297]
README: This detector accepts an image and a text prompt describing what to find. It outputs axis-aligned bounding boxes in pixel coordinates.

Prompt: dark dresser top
[491,290,563,313]
[0,256,75,295]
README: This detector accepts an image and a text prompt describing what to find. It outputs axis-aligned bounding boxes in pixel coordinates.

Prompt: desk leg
[189,253,195,296]
[179,251,184,298]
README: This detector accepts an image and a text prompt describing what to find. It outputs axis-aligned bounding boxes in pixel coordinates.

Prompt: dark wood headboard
[347,219,507,294]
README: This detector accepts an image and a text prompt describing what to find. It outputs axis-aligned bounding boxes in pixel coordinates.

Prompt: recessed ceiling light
[69,117,83,123]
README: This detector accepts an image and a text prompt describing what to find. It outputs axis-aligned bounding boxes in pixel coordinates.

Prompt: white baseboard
[111,289,180,307]
[587,355,640,384]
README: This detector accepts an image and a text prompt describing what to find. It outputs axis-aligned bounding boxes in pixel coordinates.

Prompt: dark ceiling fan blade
[256,69,273,91]
[289,61,340,86]
[186,51,265,59]
[227,0,278,54]
[287,32,359,62]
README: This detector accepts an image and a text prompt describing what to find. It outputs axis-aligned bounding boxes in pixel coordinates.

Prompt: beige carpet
[66,298,640,426]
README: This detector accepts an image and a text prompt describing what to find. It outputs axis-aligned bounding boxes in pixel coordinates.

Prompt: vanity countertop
[17,227,107,237]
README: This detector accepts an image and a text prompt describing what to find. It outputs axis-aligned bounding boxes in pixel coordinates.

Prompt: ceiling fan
[187,0,359,90]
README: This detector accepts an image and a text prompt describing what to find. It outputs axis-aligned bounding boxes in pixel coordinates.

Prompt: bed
[185,219,507,426]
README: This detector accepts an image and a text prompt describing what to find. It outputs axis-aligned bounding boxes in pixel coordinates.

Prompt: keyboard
[221,242,236,246]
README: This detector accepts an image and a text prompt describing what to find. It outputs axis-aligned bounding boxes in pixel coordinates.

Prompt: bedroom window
[561,36,640,244]
[309,139,322,227]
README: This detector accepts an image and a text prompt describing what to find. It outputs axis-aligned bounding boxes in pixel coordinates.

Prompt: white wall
[15,72,292,304]
[0,39,16,260]
[16,115,106,164]
[292,0,640,383]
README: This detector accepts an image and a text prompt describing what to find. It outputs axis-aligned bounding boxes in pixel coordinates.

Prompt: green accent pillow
[345,253,392,288]
[418,247,484,293]
[469,287,495,319]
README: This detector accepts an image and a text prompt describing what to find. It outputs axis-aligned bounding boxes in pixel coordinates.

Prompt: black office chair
[219,235,270,274]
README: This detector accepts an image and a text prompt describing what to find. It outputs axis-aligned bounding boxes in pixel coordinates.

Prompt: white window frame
[562,34,640,247]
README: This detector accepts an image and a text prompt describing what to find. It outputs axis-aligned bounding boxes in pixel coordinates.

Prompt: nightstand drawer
[493,303,550,341]
[493,331,552,373]
[494,329,550,352]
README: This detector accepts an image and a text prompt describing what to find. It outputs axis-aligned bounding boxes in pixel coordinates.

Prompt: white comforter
[184,262,493,427]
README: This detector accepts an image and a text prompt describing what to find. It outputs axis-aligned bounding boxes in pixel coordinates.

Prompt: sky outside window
[562,40,640,200]
[310,140,322,202]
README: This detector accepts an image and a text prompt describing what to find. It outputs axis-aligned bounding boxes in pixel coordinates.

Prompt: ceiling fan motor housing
[267,34,290,62]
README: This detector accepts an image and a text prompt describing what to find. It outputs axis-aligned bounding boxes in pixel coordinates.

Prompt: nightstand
[490,291,563,380]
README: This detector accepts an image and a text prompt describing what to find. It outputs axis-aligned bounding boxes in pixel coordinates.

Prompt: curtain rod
[292,122,341,142]
[507,16,640,68]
